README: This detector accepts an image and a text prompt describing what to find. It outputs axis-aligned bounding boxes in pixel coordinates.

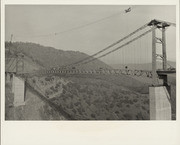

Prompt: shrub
[91,114,96,118]
[143,99,149,104]
[77,108,82,115]
[116,103,122,108]
[110,104,114,108]
[72,109,77,114]
[123,113,133,120]
[136,112,144,120]
[74,102,80,106]
[115,111,119,114]
[141,106,146,110]
[32,79,36,84]
[133,98,138,103]
[126,104,130,108]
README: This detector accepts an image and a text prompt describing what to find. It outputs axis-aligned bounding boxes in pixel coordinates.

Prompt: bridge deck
[6,68,177,79]
[13,69,153,78]
[157,70,176,75]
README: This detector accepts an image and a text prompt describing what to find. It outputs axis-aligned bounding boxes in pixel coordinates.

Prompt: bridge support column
[149,86,171,120]
[162,27,167,70]
[12,74,25,106]
[5,73,11,82]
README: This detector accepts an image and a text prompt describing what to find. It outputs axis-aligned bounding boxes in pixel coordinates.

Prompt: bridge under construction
[5,19,176,120]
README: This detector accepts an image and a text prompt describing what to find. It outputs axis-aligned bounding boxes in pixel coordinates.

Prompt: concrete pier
[149,86,171,120]
[5,73,11,82]
[12,74,25,106]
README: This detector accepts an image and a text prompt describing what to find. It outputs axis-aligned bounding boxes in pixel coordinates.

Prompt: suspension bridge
[5,19,176,120]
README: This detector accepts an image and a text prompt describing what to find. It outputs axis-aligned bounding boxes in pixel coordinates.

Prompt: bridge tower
[148,19,170,85]
[16,52,24,74]
[12,51,25,106]
[148,19,174,120]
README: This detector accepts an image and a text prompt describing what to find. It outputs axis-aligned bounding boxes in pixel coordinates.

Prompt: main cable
[64,22,149,67]
[81,28,154,65]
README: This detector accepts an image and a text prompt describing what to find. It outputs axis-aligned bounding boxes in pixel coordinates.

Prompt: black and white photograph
[1,1,180,145]
[4,5,176,120]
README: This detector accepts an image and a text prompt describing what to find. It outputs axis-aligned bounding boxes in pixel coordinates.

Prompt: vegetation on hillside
[5,41,111,70]
[5,41,176,120]
[28,75,150,120]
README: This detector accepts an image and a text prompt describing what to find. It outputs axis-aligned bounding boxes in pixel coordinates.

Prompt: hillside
[5,41,176,120]
[5,82,67,120]
[5,73,150,120]
[25,74,150,120]
[5,42,111,70]
[110,61,176,70]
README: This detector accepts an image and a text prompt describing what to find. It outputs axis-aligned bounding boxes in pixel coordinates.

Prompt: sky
[5,5,176,64]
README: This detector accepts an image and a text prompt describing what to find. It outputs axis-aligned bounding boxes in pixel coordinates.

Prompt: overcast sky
[5,5,176,64]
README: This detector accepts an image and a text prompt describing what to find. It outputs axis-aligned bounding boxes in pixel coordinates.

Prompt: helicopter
[125,7,131,13]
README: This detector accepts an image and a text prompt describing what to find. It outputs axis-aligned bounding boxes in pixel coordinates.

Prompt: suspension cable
[82,28,154,65]
[65,22,149,67]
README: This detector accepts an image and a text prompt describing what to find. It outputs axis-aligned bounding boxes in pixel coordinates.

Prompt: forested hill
[5,42,111,70]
